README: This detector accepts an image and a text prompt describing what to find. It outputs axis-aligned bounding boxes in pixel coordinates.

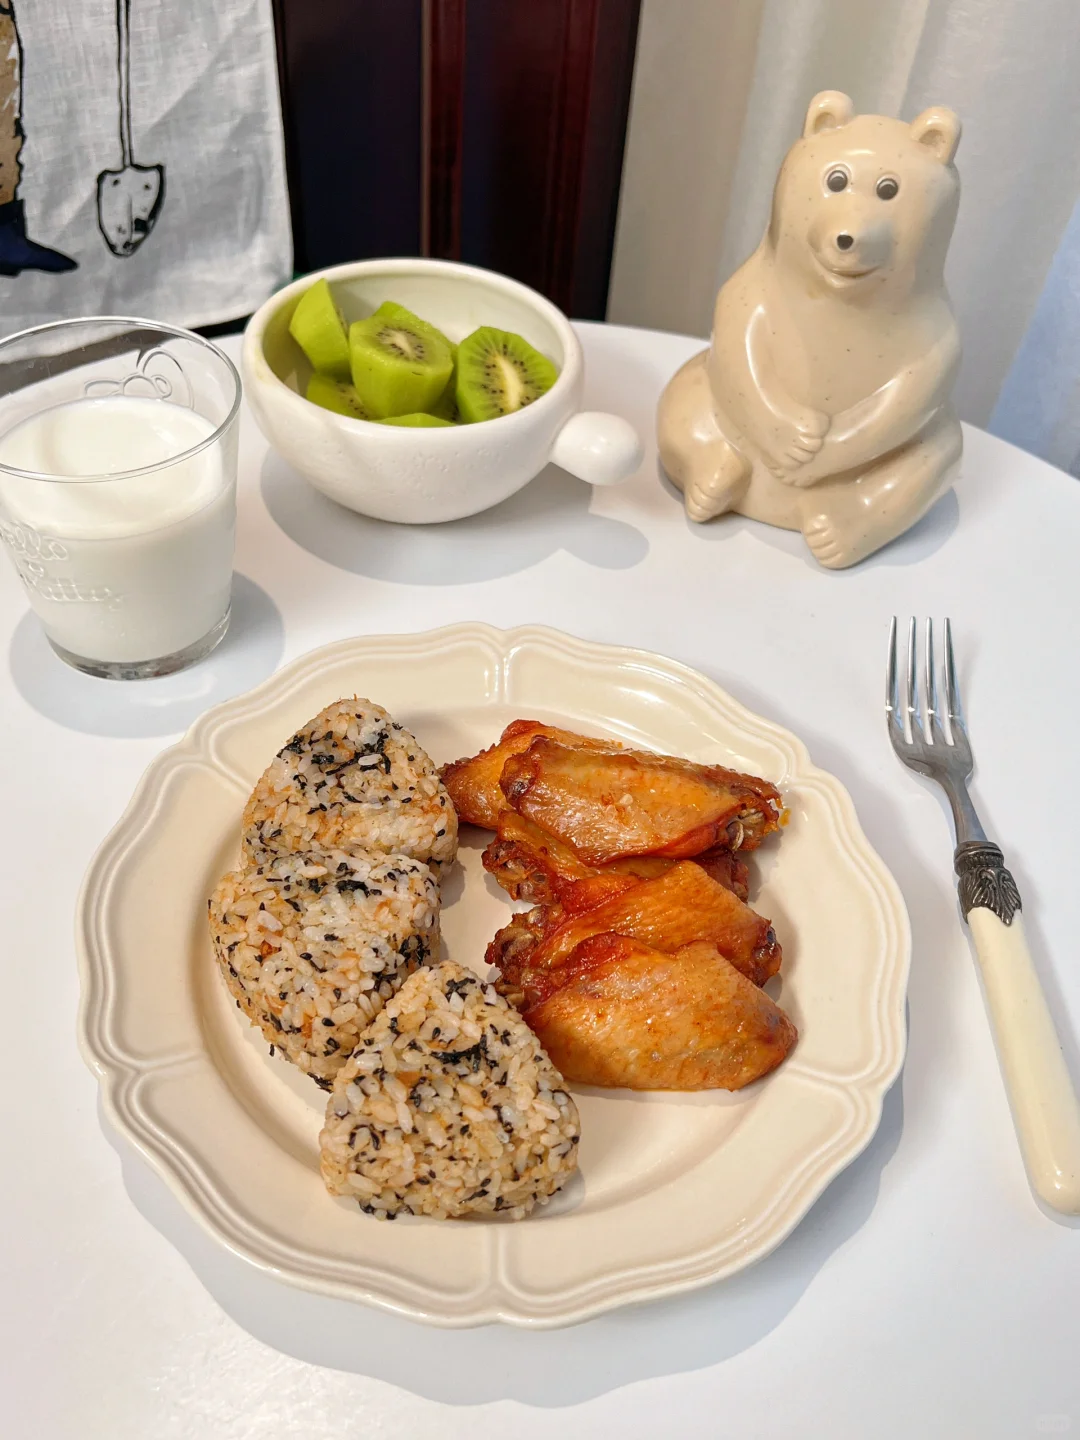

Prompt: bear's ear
[910,107,961,165]
[803,91,854,138]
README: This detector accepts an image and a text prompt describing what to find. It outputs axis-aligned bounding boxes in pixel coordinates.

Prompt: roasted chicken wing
[449,719,793,1094]
[488,860,781,999]
[499,739,782,864]
[523,934,797,1090]
[486,904,551,1002]
[440,721,623,829]
[482,811,750,904]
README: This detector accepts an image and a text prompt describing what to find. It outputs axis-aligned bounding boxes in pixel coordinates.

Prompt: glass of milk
[0,318,241,679]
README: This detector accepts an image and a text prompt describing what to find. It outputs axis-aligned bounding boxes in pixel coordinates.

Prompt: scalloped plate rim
[75,622,911,1329]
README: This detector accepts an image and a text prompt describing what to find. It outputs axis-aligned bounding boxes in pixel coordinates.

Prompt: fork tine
[926,618,947,745]
[886,616,901,731]
[944,617,962,732]
[905,616,918,742]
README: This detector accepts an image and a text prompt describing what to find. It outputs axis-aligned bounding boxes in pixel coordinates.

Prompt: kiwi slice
[378,413,455,427]
[371,299,451,338]
[289,278,351,380]
[349,304,454,419]
[375,301,459,417]
[455,327,557,424]
[431,390,460,422]
[305,372,371,421]
[431,371,460,422]
[378,302,460,410]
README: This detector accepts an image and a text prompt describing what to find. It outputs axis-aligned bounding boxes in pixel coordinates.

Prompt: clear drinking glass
[0,317,241,679]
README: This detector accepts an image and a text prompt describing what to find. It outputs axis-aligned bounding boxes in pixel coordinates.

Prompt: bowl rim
[242,257,582,439]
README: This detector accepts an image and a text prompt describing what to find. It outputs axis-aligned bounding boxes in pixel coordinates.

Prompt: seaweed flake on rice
[320,961,581,1220]
[243,699,458,870]
[208,849,440,1085]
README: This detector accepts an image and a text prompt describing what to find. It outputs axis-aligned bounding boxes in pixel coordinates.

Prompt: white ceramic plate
[77,624,909,1328]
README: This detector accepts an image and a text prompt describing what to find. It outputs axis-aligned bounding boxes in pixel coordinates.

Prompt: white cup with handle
[243,257,643,525]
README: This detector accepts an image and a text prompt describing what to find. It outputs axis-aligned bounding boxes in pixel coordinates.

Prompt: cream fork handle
[969,907,1080,1213]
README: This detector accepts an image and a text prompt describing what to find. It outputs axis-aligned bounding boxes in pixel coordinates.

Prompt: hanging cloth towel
[0,0,292,335]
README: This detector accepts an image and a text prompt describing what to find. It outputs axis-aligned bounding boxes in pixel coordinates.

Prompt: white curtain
[989,196,1080,475]
[612,0,1080,437]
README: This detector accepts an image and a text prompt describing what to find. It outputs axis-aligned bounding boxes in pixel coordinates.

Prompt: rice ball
[209,848,440,1086]
[243,699,458,870]
[320,961,581,1219]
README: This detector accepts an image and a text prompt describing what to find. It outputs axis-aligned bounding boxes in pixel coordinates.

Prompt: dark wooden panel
[566,0,641,319]
[458,2,571,298]
[455,0,640,318]
[544,0,602,310]
[422,0,467,259]
[272,0,640,314]
[273,0,423,273]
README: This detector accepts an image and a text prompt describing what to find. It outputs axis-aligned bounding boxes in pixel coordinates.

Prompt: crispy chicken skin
[481,812,594,896]
[449,721,793,1093]
[523,934,797,1091]
[486,905,551,1004]
[499,739,782,865]
[488,861,781,998]
[482,811,750,905]
[440,721,624,829]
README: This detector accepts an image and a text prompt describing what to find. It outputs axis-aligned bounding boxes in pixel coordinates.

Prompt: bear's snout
[806,207,894,282]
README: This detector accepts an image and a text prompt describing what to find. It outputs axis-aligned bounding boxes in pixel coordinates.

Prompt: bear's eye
[876,176,899,201]
[826,169,849,193]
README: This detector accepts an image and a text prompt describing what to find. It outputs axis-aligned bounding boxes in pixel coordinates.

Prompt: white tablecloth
[4,326,1079,1438]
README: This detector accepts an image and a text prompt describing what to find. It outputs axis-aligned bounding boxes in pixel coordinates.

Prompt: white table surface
[4,325,1079,1439]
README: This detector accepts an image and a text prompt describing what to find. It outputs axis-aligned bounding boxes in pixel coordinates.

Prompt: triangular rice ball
[320,961,580,1219]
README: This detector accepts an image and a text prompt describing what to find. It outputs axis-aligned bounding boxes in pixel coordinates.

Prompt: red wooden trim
[571,0,642,317]
[423,0,467,260]
[544,0,601,312]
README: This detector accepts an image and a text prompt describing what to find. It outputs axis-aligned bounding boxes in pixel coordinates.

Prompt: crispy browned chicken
[482,810,750,904]
[445,719,793,1093]
[488,860,781,998]
[523,934,797,1091]
[441,720,623,829]
[499,738,782,864]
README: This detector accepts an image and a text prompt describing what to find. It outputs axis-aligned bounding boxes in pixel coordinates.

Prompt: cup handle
[549,411,643,487]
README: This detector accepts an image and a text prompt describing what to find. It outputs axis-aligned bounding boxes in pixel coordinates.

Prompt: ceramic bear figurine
[657,91,963,568]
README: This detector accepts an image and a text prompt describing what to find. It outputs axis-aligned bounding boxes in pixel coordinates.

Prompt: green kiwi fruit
[455,327,557,423]
[289,278,351,380]
[370,299,449,336]
[348,303,454,419]
[430,369,460,422]
[305,372,371,421]
[376,302,460,416]
[430,390,460,422]
[378,413,456,427]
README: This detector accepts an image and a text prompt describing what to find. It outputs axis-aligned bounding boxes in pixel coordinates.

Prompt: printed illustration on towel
[0,0,78,275]
[96,0,165,257]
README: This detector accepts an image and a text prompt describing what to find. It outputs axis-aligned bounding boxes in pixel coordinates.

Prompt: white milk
[0,396,235,664]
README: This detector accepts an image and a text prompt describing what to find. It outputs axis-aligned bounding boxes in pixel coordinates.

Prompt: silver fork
[888,618,1080,1214]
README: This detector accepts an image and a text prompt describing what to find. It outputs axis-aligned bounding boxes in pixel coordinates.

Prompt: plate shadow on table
[7,574,285,739]
[260,452,648,585]
[104,1078,903,1405]
[657,464,961,571]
